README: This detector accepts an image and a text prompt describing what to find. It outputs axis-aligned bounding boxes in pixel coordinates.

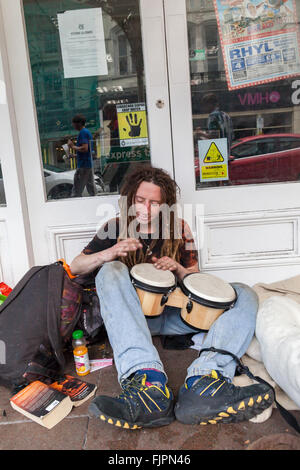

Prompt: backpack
[70,268,104,345]
[75,286,103,343]
[0,261,102,393]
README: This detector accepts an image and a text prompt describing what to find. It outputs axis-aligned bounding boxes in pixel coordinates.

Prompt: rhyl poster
[213,0,300,89]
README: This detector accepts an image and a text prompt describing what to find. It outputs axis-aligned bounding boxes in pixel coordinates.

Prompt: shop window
[187,0,300,188]
[23,0,150,200]
[205,23,219,80]
[118,35,130,75]
[112,28,136,77]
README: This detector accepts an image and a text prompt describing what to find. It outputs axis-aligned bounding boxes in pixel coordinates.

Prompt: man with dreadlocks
[70,165,273,429]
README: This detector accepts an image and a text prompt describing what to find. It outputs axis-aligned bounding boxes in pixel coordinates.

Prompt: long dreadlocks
[117,165,184,269]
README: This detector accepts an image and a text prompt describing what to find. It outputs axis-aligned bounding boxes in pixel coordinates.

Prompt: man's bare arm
[176,262,200,280]
[67,140,89,153]
[70,251,108,276]
[70,238,143,276]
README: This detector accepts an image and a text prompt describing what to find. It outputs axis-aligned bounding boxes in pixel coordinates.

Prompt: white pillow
[256,296,300,408]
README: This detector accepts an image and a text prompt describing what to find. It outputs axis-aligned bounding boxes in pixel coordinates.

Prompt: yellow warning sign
[203,142,224,163]
[117,103,149,147]
[199,138,229,182]
[118,111,148,140]
[202,165,227,180]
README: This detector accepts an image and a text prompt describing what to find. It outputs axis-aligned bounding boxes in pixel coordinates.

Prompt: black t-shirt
[82,217,198,268]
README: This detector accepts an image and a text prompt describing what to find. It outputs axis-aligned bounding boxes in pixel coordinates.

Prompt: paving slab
[0,383,32,424]
[0,417,89,450]
[84,337,300,451]
[247,433,300,450]
[1,336,300,450]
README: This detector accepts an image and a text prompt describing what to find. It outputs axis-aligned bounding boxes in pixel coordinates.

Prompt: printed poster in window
[213,0,300,90]
[117,103,149,147]
[58,8,108,79]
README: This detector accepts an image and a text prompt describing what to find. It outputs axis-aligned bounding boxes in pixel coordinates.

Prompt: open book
[10,376,97,429]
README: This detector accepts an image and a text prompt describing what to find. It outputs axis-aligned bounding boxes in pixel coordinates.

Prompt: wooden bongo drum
[167,272,237,331]
[130,263,176,317]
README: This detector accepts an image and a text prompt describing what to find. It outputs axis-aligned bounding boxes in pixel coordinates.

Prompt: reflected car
[44,165,102,199]
[195,134,300,185]
[229,134,300,184]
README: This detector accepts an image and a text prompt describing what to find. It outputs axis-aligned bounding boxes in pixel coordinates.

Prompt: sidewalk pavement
[1,337,300,451]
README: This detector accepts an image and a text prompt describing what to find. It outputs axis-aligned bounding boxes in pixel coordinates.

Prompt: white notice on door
[58,8,108,79]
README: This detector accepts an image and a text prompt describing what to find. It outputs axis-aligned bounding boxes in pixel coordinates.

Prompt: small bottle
[72,330,90,376]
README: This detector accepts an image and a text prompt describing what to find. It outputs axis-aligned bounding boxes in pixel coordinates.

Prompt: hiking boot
[174,370,274,425]
[89,370,175,429]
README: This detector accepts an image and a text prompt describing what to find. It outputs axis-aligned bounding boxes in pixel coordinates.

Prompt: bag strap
[46,263,65,369]
[57,258,77,280]
[199,347,300,434]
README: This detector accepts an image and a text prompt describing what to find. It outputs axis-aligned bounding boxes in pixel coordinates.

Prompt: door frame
[0,2,34,285]
[164,0,300,214]
[163,0,300,284]
[0,0,174,268]
[3,0,300,285]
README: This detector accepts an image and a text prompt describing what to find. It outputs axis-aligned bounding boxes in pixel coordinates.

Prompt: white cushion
[256,296,300,408]
[246,336,263,363]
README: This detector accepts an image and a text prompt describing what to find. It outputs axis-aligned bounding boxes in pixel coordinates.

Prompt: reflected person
[67,114,96,198]
[195,93,234,154]
[103,103,120,149]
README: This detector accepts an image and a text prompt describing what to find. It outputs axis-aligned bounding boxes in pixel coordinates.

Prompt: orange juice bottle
[72,330,90,376]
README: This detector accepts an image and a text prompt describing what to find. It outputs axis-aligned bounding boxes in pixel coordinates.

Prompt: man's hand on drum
[152,256,199,280]
[152,256,178,271]
[104,238,143,262]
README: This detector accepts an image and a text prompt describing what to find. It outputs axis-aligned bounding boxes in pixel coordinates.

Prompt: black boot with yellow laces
[175,369,274,425]
[89,369,175,429]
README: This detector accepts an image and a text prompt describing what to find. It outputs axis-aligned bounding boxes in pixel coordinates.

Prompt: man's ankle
[186,370,223,389]
[135,368,167,389]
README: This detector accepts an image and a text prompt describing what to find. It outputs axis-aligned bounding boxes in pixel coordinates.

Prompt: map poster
[213,0,300,90]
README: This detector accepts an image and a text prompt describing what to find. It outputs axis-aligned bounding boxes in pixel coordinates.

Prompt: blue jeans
[95,261,258,384]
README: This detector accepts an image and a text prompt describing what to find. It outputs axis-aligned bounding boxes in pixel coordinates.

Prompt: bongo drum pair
[130,263,236,331]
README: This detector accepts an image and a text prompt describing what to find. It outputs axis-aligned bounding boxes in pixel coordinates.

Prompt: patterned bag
[0,261,83,392]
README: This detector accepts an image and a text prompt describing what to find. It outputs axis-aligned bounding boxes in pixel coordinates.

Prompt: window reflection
[187,0,300,188]
[23,0,151,200]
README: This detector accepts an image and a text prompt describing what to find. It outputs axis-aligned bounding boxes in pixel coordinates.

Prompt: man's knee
[231,282,258,302]
[230,282,259,326]
[96,260,129,285]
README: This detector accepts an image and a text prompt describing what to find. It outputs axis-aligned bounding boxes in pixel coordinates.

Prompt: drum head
[182,273,236,304]
[130,263,176,289]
